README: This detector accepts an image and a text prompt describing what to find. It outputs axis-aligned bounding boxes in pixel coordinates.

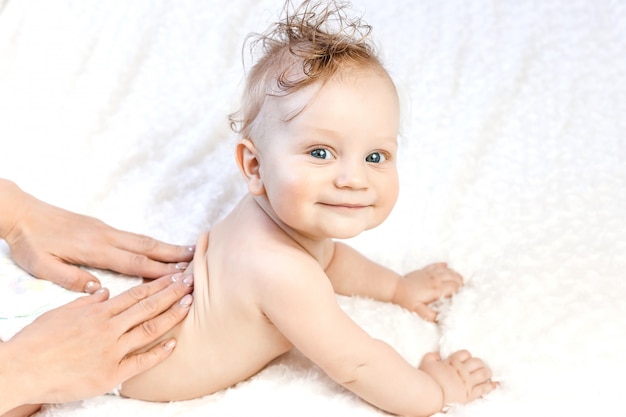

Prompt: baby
[121,1,496,415]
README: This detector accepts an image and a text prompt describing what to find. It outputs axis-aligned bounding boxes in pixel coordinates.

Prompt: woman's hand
[0,179,194,292]
[0,273,194,413]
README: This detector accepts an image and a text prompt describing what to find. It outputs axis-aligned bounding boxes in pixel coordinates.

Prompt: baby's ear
[235,138,265,195]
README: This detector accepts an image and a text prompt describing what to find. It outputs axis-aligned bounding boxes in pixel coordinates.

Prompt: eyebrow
[301,125,341,136]
[297,125,398,145]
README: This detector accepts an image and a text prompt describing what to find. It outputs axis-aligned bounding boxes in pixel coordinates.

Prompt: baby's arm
[324,241,400,302]
[259,253,494,416]
[326,242,463,321]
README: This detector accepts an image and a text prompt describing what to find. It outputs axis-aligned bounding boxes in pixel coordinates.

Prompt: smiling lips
[320,202,370,210]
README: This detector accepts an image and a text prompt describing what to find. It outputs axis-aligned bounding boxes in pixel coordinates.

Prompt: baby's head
[230,0,391,142]
[232,0,400,239]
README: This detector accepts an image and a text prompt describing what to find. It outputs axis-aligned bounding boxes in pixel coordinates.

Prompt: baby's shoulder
[242,240,318,276]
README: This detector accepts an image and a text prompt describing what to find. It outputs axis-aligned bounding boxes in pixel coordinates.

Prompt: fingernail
[179,294,193,308]
[175,262,189,270]
[164,339,177,351]
[85,281,101,294]
[94,287,107,295]
[171,273,183,282]
[182,274,194,287]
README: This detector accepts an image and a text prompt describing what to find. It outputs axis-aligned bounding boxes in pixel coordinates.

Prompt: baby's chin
[289,215,387,241]
[325,223,382,240]
[329,231,362,240]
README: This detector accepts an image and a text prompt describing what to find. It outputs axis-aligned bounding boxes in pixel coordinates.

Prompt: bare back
[121,195,298,401]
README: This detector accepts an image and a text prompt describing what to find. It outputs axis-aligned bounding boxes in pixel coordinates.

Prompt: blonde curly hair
[229,0,387,141]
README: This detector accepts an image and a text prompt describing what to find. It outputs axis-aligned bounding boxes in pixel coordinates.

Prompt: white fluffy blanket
[1,0,625,416]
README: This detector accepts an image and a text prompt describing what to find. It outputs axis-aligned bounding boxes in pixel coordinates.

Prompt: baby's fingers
[412,303,438,322]
[425,263,464,285]
[453,352,498,400]
[439,279,462,298]
[448,349,472,364]
[469,362,492,384]
[471,379,498,399]
[420,352,441,364]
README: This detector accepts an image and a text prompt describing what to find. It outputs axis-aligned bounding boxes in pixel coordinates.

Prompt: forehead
[264,68,399,137]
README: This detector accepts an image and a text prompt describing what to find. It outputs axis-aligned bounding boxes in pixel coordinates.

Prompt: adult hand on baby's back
[2,180,194,293]
[0,273,194,412]
[392,263,464,321]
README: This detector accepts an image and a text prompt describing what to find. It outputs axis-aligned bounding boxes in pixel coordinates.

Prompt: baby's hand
[419,350,497,408]
[392,263,463,321]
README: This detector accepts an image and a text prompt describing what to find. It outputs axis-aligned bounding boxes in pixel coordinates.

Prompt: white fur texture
[1,0,625,416]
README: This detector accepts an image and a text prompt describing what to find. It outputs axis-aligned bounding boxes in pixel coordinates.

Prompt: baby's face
[255,69,400,240]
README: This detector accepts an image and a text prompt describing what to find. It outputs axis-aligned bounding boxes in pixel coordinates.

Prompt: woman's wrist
[0,179,28,240]
[0,340,33,413]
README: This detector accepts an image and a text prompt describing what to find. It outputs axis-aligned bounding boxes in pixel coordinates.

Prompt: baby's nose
[334,160,368,189]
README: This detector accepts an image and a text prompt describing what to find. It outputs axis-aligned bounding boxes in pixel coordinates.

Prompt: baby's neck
[246,194,335,267]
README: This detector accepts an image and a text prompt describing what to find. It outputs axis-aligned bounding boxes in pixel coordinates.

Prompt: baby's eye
[310,148,332,159]
[365,152,386,163]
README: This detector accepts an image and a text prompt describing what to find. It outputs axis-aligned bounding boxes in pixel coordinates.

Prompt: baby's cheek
[378,175,399,213]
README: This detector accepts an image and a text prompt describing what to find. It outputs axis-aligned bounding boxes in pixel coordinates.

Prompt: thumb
[420,351,442,367]
[65,287,110,308]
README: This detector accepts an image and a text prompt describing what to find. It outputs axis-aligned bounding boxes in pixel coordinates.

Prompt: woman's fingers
[114,275,193,332]
[107,229,194,265]
[105,273,192,318]
[82,244,191,280]
[119,292,193,354]
[116,338,179,383]
[1,403,42,417]
[25,253,103,293]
